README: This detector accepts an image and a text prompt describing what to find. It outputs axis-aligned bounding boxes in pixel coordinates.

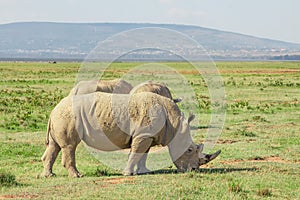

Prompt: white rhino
[130,81,182,103]
[68,80,183,172]
[69,79,133,95]
[41,92,220,177]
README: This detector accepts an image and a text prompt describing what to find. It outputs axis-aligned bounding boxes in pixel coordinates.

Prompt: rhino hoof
[123,171,135,176]
[69,172,83,178]
[136,168,151,175]
[41,172,56,178]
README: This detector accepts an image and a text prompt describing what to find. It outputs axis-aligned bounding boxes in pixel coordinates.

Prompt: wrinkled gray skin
[130,81,182,103]
[69,79,133,95]
[41,92,221,177]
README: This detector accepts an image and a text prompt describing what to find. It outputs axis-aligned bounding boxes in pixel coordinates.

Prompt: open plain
[0,61,299,199]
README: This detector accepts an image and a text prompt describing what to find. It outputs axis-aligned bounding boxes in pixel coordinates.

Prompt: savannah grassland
[0,61,299,199]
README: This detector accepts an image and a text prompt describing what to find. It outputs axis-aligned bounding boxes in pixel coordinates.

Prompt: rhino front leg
[61,145,82,177]
[41,137,61,177]
[123,137,153,176]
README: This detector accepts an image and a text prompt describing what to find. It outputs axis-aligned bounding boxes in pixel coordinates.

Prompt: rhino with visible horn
[69,79,184,173]
[41,92,220,177]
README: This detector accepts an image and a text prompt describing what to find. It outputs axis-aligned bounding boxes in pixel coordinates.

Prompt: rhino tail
[45,118,51,146]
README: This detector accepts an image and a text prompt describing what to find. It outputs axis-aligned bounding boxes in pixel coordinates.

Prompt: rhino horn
[206,150,221,162]
[199,150,221,165]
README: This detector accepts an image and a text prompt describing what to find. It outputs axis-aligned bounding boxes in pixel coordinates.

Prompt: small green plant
[88,167,112,177]
[0,172,18,187]
[228,180,243,193]
[257,188,272,197]
[235,126,257,137]
[241,130,256,137]
[252,115,269,122]
[230,100,252,111]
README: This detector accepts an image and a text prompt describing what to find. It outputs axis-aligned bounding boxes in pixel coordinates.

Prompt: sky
[0,0,299,44]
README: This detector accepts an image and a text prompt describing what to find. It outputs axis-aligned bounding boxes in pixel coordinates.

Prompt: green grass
[0,61,299,199]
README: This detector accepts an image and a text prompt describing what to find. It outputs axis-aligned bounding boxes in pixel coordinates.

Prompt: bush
[0,172,18,187]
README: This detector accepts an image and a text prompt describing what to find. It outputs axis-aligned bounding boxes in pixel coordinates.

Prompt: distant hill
[1,22,300,61]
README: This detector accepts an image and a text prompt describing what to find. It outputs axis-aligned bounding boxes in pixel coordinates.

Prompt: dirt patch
[219,155,300,165]
[0,194,38,199]
[102,177,136,185]
[220,69,300,74]
[94,177,136,188]
[246,139,257,143]
[267,122,298,130]
[217,139,239,144]
[178,70,199,75]
[251,156,300,164]
[104,68,300,76]
[216,139,256,144]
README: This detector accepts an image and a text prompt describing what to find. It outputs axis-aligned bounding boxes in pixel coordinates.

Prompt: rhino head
[173,143,221,172]
[169,113,221,172]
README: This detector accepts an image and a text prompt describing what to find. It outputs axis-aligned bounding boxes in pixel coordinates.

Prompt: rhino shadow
[84,167,258,177]
[150,167,258,175]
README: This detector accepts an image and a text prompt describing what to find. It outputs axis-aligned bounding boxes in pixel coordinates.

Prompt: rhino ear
[197,143,204,152]
[173,98,182,103]
[188,113,195,124]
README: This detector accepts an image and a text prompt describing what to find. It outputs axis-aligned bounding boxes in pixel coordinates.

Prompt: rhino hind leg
[61,145,82,177]
[136,149,151,174]
[123,137,153,176]
[41,137,61,177]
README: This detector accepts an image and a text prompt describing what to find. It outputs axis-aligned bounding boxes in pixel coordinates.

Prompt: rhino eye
[187,147,193,153]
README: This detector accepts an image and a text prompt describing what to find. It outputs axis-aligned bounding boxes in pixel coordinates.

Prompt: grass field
[0,61,299,199]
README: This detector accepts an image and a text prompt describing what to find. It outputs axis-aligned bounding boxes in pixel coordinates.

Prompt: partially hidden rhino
[41,92,221,177]
[130,81,182,103]
[69,79,133,95]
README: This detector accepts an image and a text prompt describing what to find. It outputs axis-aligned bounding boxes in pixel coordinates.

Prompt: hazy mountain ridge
[1,22,300,60]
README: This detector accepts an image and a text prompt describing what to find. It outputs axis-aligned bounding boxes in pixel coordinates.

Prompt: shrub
[228,180,243,193]
[0,172,18,187]
[257,188,272,197]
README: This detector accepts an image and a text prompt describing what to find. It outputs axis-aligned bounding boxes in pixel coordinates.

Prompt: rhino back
[70,79,133,96]
[131,82,173,99]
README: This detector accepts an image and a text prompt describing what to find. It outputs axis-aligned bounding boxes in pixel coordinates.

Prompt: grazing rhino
[130,81,182,103]
[41,92,220,177]
[68,79,133,95]
[69,80,182,172]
